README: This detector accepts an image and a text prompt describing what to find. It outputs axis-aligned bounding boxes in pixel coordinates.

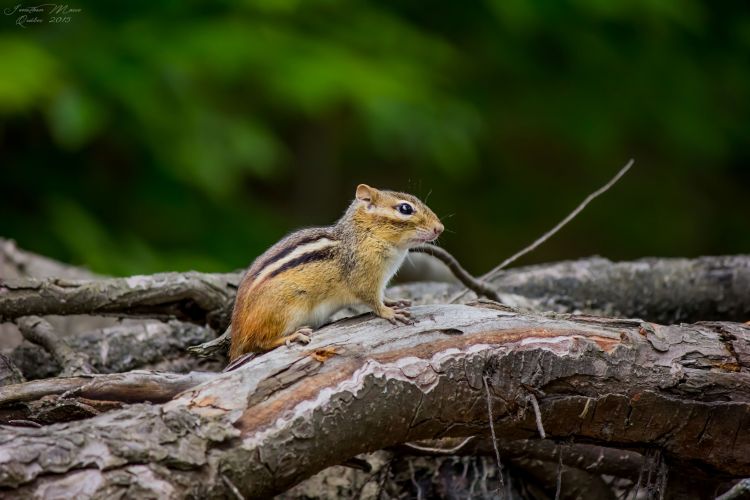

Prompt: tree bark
[0,272,239,330]
[484,255,750,324]
[0,304,747,498]
[2,255,748,330]
[11,320,216,379]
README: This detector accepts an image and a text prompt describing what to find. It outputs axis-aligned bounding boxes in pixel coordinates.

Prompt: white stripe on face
[251,237,339,286]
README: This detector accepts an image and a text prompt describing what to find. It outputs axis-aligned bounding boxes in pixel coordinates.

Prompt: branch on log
[410,244,500,301]
[15,316,95,377]
[0,272,240,329]
[0,370,214,406]
[11,320,216,379]
[2,256,747,331]
[0,304,747,497]
[0,239,116,354]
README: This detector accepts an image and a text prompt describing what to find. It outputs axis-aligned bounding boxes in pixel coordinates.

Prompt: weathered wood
[484,255,750,323]
[0,272,240,329]
[2,256,748,332]
[11,320,216,379]
[0,354,24,387]
[0,304,747,498]
[15,316,96,377]
[0,370,214,406]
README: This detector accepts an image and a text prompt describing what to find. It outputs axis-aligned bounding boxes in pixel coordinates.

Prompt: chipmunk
[229,184,444,361]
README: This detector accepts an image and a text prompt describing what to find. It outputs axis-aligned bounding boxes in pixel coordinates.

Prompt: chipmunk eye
[396,203,414,215]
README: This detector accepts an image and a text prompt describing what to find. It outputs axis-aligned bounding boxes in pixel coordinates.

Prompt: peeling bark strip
[0,305,748,498]
[1,256,748,330]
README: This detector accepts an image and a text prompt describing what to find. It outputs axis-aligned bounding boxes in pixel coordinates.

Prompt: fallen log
[0,304,747,498]
[2,256,748,331]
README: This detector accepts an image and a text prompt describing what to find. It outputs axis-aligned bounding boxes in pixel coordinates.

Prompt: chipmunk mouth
[409,231,439,245]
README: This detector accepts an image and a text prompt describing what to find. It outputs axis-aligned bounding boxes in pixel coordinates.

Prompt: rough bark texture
[0,304,747,498]
[15,316,96,377]
[11,320,216,379]
[2,256,748,330]
[484,255,750,324]
[0,272,239,330]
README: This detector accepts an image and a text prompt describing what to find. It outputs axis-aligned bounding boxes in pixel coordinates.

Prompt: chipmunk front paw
[379,305,415,325]
[285,327,313,347]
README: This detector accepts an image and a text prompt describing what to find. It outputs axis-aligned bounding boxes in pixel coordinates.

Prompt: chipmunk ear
[355,184,378,203]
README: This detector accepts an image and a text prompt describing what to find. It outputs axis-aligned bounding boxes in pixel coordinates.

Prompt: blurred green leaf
[0,36,60,112]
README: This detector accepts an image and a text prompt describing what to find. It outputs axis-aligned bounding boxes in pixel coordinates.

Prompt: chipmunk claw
[387,309,415,325]
[285,328,313,347]
[395,313,415,325]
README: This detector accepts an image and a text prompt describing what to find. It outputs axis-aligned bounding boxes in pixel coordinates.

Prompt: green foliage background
[1,1,748,276]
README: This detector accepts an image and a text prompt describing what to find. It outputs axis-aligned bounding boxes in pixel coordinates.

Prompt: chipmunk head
[352,184,444,249]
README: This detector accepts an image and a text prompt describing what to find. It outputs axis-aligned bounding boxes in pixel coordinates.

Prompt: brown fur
[229,184,443,361]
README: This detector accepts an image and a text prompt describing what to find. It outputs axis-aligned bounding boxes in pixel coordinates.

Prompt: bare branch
[2,255,749,328]
[0,370,214,406]
[527,393,546,439]
[410,244,500,301]
[483,375,505,493]
[12,320,216,379]
[0,272,240,329]
[15,316,95,377]
[484,159,634,279]
[187,326,231,358]
[450,159,634,302]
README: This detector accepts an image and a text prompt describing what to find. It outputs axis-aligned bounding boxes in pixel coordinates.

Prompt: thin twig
[376,459,392,500]
[410,245,501,302]
[450,159,634,303]
[631,455,645,500]
[483,375,505,495]
[408,459,424,500]
[578,397,593,419]
[484,159,634,279]
[400,436,477,455]
[657,458,668,500]
[555,442,564,500]
[221,474,246,500]
[528,393,546,439]
[6,419,42,428]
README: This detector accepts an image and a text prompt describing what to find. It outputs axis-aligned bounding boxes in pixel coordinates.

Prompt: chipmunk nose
[434,223,444,236]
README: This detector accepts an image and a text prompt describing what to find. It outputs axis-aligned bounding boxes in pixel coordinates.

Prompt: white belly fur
[286,298,348,333]
[381,248,408,297]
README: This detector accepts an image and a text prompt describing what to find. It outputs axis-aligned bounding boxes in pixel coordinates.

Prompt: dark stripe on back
[266,246,337,280]
[251,233,333,280]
